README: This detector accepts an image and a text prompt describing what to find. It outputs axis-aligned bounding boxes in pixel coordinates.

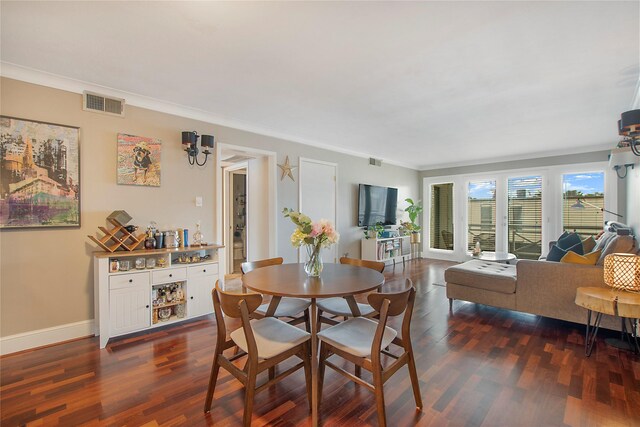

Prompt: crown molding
[417,144,613,171]
[0,62,419,170]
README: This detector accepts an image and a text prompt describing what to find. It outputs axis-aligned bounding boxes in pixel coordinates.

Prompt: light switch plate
[195,196,203,207]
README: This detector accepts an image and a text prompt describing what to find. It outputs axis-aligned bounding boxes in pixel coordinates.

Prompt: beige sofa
[445,234,638,331]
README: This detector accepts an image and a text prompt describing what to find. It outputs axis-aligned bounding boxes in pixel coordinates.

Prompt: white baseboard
[0,319,95,356]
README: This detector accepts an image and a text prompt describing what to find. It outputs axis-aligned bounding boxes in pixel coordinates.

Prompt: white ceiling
[1,1,638,170]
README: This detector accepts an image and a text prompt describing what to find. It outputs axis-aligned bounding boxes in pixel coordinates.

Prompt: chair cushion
[317,317,397,358]
[230,317,310,360]
[444,260,516,294]
[255,297,311,317]
[317,297,375,317]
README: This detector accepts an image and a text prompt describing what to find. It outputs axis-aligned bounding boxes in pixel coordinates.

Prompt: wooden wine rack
[88,218,146,252]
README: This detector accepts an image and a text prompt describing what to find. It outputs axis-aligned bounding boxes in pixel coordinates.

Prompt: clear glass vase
[304,244,323,277]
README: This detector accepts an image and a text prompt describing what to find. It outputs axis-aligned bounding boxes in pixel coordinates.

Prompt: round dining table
[242,262,385,426]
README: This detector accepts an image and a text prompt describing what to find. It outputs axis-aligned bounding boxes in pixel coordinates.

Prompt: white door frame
[298,157,338,263]
[216,143,278,277]
[224,163,247,274]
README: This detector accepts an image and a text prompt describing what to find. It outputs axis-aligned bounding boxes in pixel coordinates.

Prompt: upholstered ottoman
[445,260,517,310]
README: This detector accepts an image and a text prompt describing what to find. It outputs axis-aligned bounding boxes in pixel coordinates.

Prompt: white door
[299,158,338,263]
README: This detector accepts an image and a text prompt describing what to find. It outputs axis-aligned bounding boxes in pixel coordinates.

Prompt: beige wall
[0,77,419,337]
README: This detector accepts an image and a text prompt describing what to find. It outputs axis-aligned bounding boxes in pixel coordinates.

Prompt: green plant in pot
[364,222,385,239]
[403,198,423,243]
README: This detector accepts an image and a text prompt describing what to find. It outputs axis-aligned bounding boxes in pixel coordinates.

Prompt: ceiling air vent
[83,91,125,117]
[369,157,382,167]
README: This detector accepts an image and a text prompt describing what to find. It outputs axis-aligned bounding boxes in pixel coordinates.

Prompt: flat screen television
[358,184,398,227]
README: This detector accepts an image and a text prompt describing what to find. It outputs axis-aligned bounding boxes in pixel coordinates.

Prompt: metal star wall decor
[278,155,297,181]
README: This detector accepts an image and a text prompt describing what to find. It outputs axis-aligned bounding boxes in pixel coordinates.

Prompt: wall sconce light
[618,109,640,156]
[182,131,214,166]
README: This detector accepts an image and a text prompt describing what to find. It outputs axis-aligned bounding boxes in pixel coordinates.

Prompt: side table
[575,287,640,356]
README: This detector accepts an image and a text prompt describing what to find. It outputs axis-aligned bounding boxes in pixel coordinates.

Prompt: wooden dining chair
[316,257,385,327]
[317,279,422,427]
[241,257,312,331]
[204,281,312,426]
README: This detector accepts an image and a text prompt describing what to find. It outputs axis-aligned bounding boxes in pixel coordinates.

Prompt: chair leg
[317,309,323,332]
[372,367,387,427]
[268,366,275,380]
[407,351,423,409]
[355,365,361,378]
[448,298,453,311]
[304,309,311,333]
[302,342,313,412]
[318,342,329,410]
[204,353,221,413]
[244,366,257,427]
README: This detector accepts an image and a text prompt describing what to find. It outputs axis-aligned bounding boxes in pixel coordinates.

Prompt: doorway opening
[218,145,277,279]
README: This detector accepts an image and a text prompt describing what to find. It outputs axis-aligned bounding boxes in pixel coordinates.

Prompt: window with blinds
[508,176,542,260]
[562,172,604,238]
[430,183,454,250]
[467,180,496,251]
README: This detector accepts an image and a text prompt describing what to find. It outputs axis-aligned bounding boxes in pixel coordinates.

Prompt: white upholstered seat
[317,317,396,358]
[230,317,311,360]
[255,297,311,317]
[317,297,375,317]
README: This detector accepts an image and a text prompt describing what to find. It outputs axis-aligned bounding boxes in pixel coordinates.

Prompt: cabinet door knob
[169,274,173,277]
[129,279,133,283]
[203,269,206,273]
[145,305,149,308]
[190,296,194,300]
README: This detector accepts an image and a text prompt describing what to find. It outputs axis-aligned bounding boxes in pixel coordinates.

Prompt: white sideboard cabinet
[94,244,224,348]
[361,236,411,267]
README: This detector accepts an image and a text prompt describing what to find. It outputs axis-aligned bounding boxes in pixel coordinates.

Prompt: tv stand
[361,235,411,267]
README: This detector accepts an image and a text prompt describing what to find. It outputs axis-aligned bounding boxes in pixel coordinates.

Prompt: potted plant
[364,222,385,239]
[403,198,423,244]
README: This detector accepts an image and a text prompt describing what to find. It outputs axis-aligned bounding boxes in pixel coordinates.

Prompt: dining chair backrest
[241,257,284,274]
[339,256,385,273]
[367,286,413,317]
[212,281,263,321]
[367,279,416,351]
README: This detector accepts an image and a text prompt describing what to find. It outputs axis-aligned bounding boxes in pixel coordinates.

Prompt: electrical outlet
[195,196,203,207]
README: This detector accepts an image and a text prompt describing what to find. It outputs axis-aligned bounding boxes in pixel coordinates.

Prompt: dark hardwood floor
[2,259,639,426]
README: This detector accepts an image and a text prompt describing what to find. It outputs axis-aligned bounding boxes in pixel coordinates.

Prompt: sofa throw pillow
[581,236,596,253]
[557,232,582,250]
[560,249,602,265]
[597,235,637,266]
[546,245,566,262]
[547,241,584,262]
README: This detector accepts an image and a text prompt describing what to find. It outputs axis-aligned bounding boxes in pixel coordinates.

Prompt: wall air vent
[369,157,382,167]
[83,91,125,117]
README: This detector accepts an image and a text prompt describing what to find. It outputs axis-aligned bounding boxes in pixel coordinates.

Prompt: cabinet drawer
[152,267,186,284]
[109,271,150,290]
[187,263,219,279]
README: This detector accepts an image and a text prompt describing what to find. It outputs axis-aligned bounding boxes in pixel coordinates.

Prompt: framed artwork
[0,116,80,229]
[117,133,161,187]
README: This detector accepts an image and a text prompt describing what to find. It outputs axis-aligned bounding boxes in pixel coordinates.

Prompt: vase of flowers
[283,208,340,277]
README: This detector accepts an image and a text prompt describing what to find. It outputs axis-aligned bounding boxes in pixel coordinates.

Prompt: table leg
[265,296,282,317]
[310,298,319,426]
[585,309,603,357]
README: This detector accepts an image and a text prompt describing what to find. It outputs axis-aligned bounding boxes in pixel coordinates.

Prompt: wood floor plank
[2,259,639,426]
